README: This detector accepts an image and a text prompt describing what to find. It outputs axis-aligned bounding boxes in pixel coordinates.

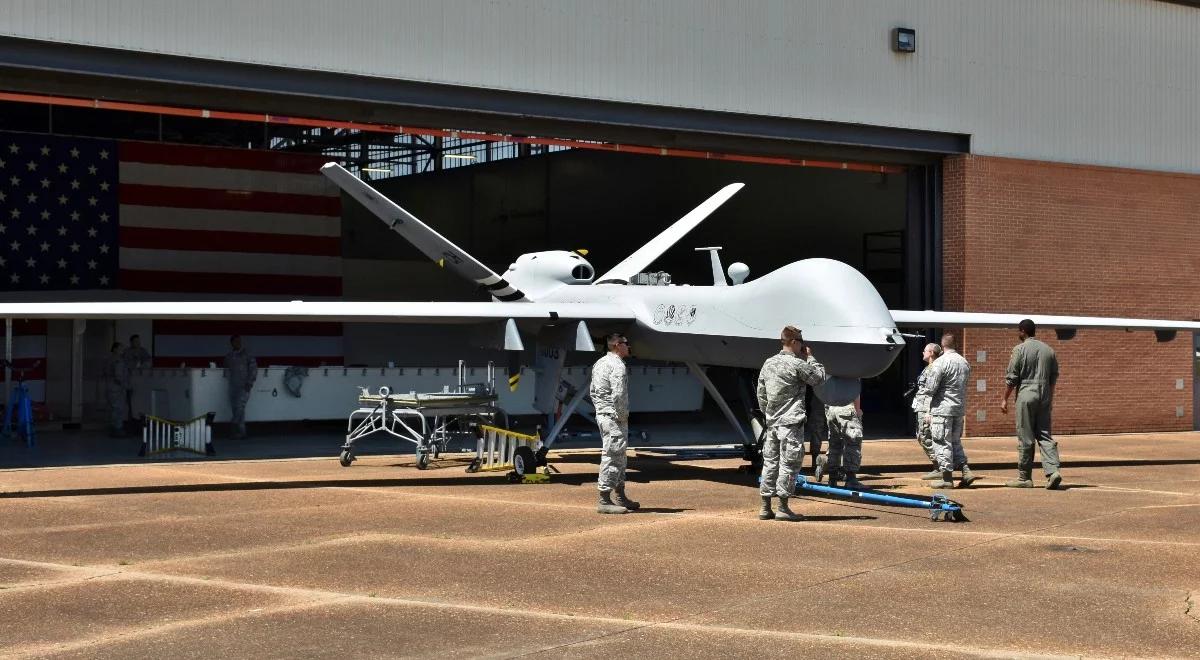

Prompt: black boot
[843,472,866,490]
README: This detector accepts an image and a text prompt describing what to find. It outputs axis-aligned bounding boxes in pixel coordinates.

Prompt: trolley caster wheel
[506,470,521,483]
[513,446,537,477]
[535,446,549,467]
[339,450,355,467]
[466,458,482,473]
[930,510,943,522]
[416,452,431,470]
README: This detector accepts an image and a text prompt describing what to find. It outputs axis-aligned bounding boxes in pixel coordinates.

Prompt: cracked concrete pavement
[1,432,1198,658]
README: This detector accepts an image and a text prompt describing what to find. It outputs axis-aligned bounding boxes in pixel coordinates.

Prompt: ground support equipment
[340,361,507,469]
[139,412,216,457]
[795,477,968,522]
[470,424,551,482]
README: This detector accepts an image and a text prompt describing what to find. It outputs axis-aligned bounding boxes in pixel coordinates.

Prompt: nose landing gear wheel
[416,451,431,470]
[339,449,354,467]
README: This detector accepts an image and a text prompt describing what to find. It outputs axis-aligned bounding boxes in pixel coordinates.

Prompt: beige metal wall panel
[1,1,1198,173]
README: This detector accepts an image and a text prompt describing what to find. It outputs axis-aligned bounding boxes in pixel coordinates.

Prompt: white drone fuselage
[502,249,905,379]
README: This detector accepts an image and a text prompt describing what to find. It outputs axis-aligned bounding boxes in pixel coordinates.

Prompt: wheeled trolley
[339,361,507,468]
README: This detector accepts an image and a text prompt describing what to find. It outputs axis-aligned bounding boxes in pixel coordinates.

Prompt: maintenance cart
[340,361,509,469]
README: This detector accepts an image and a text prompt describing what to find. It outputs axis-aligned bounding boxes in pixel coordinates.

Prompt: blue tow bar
[793,477,968,522]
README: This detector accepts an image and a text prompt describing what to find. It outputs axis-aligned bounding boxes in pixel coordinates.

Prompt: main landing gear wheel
[513,446,537,478]
[339,449,355,467]
[466,458,482,473]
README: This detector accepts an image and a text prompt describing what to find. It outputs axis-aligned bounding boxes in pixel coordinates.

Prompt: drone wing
[891,310,1200,338]
[321,163,529,302]
[0,300,633,324]
[594,183,744,284]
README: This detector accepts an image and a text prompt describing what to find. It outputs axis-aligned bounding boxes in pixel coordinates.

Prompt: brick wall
[942,155,1200,436]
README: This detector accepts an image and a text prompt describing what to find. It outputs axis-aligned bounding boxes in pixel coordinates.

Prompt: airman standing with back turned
[756,326,827,522]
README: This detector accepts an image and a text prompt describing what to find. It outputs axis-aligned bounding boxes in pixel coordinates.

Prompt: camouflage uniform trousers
[228,386,251,437]
[930,415,968,473]
[804,404,827,459]
[915,411,936,463]
[597,414,628,493]
[826,405,863,473]
[105,383,127,434]
[759,422,804,497]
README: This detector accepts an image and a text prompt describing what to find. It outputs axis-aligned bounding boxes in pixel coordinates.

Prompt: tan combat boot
[928,470,954,489]
[775,496,802,522]
[758,496,774,520]
[612,485,640,510]
[959,465,979,488]
[597,491,629,514]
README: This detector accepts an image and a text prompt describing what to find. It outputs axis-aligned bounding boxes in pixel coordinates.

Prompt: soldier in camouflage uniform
[756,326,827,521]
[825,396,865,489]
[914,343,943,480]
[918,333,976,488]
[223,335,257,439]
[1001,319,1062,489]
[590,333,638,514]
[102,342,129,438]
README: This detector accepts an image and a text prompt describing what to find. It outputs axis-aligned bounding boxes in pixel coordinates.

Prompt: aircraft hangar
[0,1,1198,439]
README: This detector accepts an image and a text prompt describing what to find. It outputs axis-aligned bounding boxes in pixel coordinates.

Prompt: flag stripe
[121,141,332,174]
[152,356,342,368]
[152,320,344,336]
[119,206,340,237]
[154,335,343,358]
[119,162,335,196]
[119,269,342,296]
[119,184,341,216]
[118,247,341,276]
[120,227,341,257]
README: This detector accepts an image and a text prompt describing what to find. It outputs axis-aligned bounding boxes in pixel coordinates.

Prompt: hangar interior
[0,91,937,434]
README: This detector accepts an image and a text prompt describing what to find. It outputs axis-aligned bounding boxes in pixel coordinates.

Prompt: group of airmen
[100,333,257,439]
[588,318,1064,517]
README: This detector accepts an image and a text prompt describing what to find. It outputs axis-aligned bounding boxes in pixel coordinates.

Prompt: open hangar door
[0,39,958,432]
[341,148,931,435]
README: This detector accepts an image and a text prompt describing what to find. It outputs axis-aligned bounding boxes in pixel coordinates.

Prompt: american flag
[1,131,345,399]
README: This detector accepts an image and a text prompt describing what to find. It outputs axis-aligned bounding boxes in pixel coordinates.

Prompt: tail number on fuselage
[653,304,699,327]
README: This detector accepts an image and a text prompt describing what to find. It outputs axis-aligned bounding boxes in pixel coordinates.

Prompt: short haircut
[230,334,241,343]
[940,333,956,351]
[129,334,140,342]
[111,341,122,352]
[605,333,626,351]
[780,325,802,345]
[924,342,943,358]
[1018,319,1037,336]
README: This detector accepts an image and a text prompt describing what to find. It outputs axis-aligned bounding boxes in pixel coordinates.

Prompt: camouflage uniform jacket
[756,351,827,427]
[123,346,151,371]
[589,352,629,421]
[223,349,258,387]
[911,364,934,412]
[102,353,129,389]
[919,349,971,417]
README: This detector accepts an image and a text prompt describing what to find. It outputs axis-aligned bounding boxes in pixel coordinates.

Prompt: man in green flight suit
[1000,319,1063,490]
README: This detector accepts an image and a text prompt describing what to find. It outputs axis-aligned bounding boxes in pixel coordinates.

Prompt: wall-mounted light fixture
[892,27,916,53]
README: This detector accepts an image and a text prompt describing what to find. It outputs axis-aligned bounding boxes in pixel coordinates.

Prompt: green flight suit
[1005,337,1061,478]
